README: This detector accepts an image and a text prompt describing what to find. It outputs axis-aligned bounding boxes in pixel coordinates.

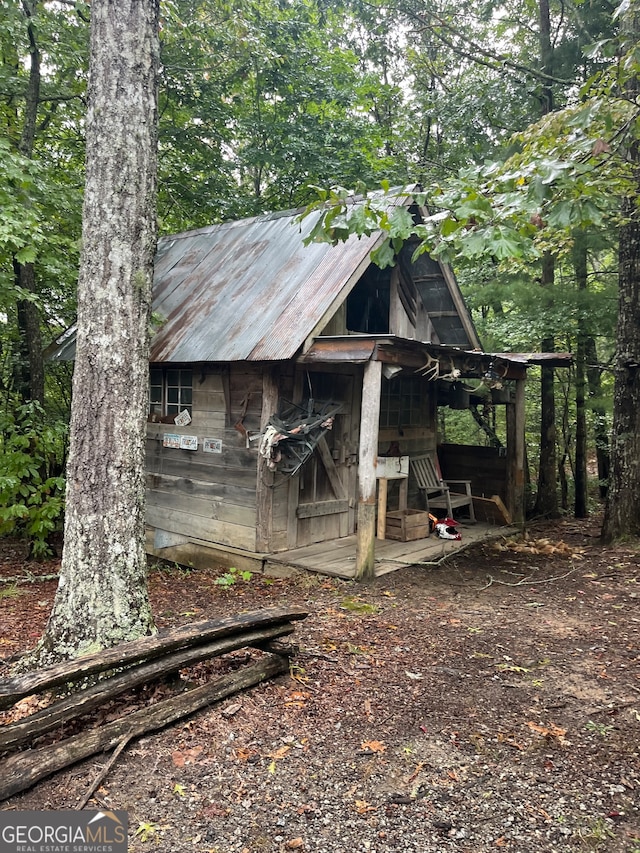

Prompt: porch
[263,520,516,580]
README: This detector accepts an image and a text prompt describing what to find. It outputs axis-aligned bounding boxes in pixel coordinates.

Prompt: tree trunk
[533,254,559,517]
[585,336,609,500]
[573,236,588,518]
[36,0,160,662]
[13,261,45,405]
[12,1,45,404]
[532,0,560,518]
[601,2,640,542]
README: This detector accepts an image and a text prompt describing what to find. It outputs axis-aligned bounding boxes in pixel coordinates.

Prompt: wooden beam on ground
[0,607,307,711]
[0,623,296,753]
[0,653,288,803]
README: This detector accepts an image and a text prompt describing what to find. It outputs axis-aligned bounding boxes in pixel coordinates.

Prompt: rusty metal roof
[46,191,489,364]
[148,207,388,363]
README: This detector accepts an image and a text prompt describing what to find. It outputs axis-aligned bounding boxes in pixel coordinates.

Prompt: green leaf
[370,239,396,269]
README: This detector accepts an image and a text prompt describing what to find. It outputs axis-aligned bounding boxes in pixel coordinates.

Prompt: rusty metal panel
[298,338,378,363]
[148,209,381,363]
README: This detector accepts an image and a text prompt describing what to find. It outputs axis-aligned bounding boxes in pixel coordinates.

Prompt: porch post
[507,377,526,524]
[256,366,279,552]
[514,377,526,523]
[355,359,382,581]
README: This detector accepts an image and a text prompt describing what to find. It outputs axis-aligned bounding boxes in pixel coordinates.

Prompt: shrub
[0,400,67,558]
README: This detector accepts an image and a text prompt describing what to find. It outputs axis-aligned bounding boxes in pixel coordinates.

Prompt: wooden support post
[376,478,388,539]
[256,366,280,552]
[355,359,382,580]
[513,377,526,524]
[506,377,526,525]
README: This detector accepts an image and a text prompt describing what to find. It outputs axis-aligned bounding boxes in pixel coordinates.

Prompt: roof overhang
[298,335,573,381]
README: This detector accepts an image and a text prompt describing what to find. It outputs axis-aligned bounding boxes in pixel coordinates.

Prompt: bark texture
[532,0,559,519]
[37,0,160,661]
[601,179,640,540]
[601,2,640,542]
[533,256,559,518]
[573,237,588,518]
[13,2,45,404]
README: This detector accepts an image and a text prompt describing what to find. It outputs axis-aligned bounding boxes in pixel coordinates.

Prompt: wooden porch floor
[263,522,516,580]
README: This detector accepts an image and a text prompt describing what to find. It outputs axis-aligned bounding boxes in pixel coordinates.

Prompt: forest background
[0,0,636,561]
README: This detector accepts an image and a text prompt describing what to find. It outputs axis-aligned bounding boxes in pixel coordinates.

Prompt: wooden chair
[410,454,476,522]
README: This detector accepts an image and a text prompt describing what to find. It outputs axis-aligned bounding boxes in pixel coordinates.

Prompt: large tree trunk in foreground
[36,0,160,663]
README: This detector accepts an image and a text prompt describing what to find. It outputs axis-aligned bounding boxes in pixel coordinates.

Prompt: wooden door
[293,371,357,547]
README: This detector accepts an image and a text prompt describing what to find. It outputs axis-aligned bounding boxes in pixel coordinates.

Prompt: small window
[380,375,423,428]
[149,368,192,417]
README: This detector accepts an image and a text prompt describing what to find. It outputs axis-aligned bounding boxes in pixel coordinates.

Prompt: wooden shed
[49,193,570,579]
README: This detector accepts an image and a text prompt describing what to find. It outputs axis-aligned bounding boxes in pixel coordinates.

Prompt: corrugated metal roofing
[46,192,487,364]
[148,206,388,363]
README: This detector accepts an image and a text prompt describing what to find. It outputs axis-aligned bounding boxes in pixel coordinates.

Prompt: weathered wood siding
[146,365,269,552]
[439,443,508,505]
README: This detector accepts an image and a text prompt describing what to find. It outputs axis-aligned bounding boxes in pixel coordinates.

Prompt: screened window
[149,368,192,417]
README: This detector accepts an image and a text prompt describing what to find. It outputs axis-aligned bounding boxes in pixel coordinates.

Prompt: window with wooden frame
[149,368,193,417]
[380,375,424,428]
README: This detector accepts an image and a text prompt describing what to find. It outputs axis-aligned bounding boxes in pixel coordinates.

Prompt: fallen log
[0,652,288,802]
[0,606,307,711]
[0,622,296,753]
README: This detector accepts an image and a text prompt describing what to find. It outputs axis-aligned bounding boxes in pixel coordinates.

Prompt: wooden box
[385,509,431,541]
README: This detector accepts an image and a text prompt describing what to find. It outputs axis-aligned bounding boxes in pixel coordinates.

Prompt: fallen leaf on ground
[285,690,309,708]
[360,739,386,753]
[527,721,568,743]
[355,800,377,814]
[269,745,291,760]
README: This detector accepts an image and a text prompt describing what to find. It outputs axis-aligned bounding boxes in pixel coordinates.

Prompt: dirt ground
[0,518,639,853]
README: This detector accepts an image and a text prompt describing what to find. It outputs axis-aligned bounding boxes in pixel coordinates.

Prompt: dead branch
[0,573,59,585]
[76,732,133,810]
[478,566,578,591]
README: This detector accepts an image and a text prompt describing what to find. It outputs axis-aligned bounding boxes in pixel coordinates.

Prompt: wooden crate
[385,509,431,541]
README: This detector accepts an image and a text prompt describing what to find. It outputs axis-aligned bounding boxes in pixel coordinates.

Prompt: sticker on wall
[163,433,181,449]
[203,438,223,454]
[180,435,198,451]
